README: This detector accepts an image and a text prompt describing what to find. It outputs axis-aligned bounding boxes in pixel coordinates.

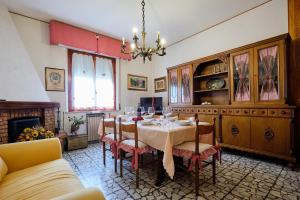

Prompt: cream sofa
[0,138,105,200]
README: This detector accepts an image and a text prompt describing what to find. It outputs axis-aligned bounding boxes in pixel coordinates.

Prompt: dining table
[98,116,204,185]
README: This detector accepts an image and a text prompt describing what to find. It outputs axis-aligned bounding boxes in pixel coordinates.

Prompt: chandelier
[121,0,166,63]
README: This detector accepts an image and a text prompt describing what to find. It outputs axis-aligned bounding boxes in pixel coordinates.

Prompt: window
[68,50,116,111]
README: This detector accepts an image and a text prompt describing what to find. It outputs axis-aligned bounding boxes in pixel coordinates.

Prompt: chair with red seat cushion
[173,117,220,197]
[117,118,152,188]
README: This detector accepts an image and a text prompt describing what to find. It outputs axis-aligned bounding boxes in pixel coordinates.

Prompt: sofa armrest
[0,138,62,173]
[51,187,105,200]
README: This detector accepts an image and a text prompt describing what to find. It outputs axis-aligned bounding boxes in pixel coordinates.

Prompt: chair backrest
[178,113,197,121]
[102,115,117,140]
[118,118,138,148]
[195,117,216,154]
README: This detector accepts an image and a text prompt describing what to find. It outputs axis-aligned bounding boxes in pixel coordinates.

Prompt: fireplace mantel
[0,101,60,144]
[0,101,60,110]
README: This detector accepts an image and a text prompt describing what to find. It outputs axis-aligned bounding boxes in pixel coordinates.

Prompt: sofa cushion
[0,159,84,200]
[0,157,8,182]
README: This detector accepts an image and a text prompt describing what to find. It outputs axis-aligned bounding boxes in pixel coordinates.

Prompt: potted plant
[68,115,85,136]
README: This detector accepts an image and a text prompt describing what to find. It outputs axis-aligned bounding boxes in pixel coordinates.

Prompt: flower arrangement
[68,115,85,135]
[17,126,55,142]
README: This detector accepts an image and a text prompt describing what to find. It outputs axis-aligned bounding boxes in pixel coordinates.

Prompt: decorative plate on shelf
[206,78,226,90]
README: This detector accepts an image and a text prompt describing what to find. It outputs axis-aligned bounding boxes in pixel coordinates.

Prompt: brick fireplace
[0,101,60,144]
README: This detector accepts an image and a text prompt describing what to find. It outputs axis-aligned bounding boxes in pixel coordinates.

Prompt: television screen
[140,97,163,114]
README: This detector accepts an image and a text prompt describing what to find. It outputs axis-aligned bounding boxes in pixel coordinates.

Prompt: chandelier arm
[142,0,145,33]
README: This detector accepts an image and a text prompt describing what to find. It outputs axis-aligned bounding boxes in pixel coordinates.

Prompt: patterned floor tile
[63,143,300,200]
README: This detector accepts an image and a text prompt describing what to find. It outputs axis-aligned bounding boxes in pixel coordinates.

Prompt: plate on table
[176,120,192,126]
[141,119,154,126]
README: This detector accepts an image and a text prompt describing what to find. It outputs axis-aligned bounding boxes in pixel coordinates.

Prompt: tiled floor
[63,143,300,200]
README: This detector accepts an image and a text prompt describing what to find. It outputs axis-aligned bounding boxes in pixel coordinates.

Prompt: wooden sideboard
[167,34,297,164]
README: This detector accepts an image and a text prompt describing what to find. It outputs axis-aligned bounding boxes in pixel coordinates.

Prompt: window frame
[68,49,116,112]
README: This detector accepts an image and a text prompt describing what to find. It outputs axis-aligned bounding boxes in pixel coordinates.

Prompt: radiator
[86,113,104,142]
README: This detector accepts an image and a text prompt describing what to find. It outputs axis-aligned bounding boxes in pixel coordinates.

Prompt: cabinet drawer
[222,116,251,148]
[268,109,278,117]
[241,109,250,116]
[221,109,227,115]
[250,118,290,155]
[227,109,234,115]
[213,109,219,115]
[250,109,267,116]
[206,108,212,114]
[278,109,293,118]
[234,109,242,115]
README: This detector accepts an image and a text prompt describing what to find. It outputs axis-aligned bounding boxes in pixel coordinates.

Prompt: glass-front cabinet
[168,68,179,105]
[230,39,286,105]
[179,65,193,104]
[168,65,193,105]
[230,49,254,104]
[254,40,286,104]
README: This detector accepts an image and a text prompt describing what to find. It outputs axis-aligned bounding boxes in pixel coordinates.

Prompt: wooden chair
[117,118,152,188]
[99,115,118,173]
[173,117,219,197]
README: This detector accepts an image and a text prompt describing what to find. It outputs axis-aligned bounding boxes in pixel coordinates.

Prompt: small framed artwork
[127,74,148,91]
[45,67,65,91]
[154,76,167,93]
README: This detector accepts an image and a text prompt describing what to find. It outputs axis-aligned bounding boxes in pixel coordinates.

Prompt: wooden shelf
[194,88,228,93]
[194,71,228,79]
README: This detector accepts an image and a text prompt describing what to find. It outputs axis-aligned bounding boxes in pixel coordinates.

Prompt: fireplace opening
[8,117,41,143]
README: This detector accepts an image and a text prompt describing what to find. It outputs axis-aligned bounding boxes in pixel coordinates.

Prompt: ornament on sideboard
[201,101,212,105]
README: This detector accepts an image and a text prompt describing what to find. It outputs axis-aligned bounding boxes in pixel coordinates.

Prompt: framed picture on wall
[45,67,65,91]
[154,76,167,92]
[127,74,148,91]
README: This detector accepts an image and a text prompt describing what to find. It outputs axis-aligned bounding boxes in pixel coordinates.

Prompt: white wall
[9,10,154,114]
[152,0,288,105]
[118,58,154,111]
[11,13,68,110]
[0,5,49,101]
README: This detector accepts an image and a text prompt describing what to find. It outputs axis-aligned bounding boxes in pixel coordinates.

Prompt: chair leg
[120,149,123,177]
[114,144,117,174]
[141,154,144,168]
[136,155,139,188]
[195,159,199,197]
[102,141,106,166]
[212,155,216,184]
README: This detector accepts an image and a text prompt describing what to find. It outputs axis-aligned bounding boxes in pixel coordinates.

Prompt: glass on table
[148,107,155,116]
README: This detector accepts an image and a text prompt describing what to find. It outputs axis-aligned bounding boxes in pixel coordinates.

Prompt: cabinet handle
[231,125,239,136]
[261,111,265,114]
[270,111,275,114]
[244,110,249,114]
[236,110,240,113]
[264,128,275,141]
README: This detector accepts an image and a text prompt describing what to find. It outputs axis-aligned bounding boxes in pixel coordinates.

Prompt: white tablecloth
[99,119,208,178]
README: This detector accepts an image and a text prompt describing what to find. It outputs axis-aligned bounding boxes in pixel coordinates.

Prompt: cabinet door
[251,118,291,156]
[253,40,286,104]
[222,116,251,148]
[179,65,193,104]
[168,68,179,104]
[230,49,254,104]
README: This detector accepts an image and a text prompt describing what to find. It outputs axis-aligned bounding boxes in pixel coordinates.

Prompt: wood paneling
[288,0,300,161]
[251,118,291,155]
[222,116,251,148]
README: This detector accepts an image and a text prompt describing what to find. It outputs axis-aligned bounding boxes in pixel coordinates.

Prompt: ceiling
[0,0,270,46]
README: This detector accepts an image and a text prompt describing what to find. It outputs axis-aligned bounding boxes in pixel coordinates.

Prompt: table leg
[155,150,166,186]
